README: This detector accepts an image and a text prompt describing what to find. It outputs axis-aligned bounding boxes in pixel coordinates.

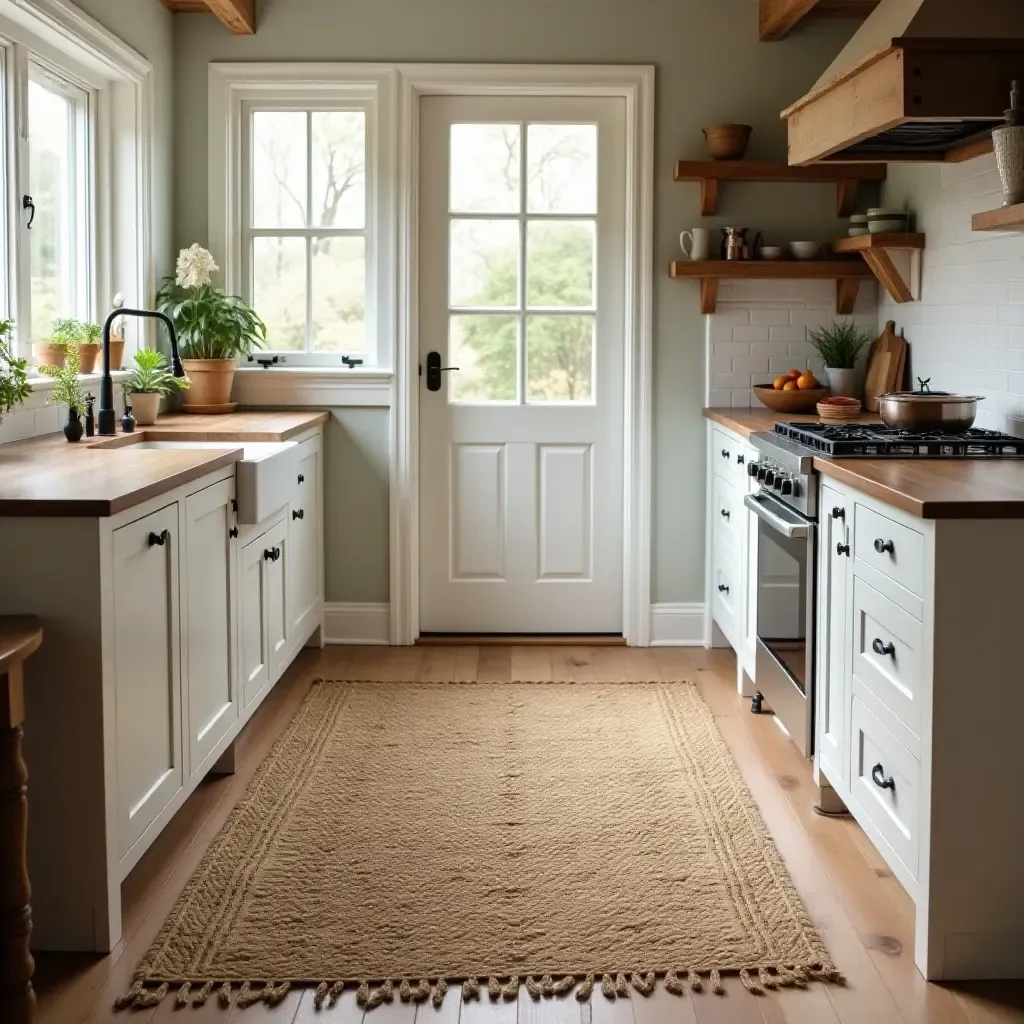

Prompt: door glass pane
[311,236,365,352]
[449,219,519,309]
[449,314,518,403]
[28,80,75,342]
[527,124,597,214]
[252,111,307,228]
[311,111,365,229]
[526,314,594,403]
[449,124,520,213]
[526,220,595,308]
[252,236,307,351]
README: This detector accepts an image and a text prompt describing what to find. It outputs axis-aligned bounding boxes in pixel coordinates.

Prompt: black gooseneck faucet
[97,308,186,436]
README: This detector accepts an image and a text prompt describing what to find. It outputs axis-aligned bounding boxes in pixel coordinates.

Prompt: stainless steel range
[743,421,1024,758]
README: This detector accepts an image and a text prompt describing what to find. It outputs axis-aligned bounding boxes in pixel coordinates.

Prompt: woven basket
[817,398,863,422]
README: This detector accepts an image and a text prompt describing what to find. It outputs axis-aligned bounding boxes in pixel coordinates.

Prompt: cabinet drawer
[712,550,739,639]
[712,427,747,488]
[854,502,924,600]
[852,577,924,739]
[849,696,921,881]
[712,473,741,558]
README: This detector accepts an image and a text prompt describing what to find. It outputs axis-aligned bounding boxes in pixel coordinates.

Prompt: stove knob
[772,474,785,492]
[757,464,768,482]
[780,478,794,496]
[747,461,759,478]
[764,468,776,487]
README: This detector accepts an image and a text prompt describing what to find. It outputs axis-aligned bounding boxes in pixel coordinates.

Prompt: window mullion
[11,43,31,356]
[517,122,527,405]
[306,110,313,354]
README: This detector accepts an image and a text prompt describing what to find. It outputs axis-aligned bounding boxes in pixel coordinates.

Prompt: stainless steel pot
[878,378,983,432]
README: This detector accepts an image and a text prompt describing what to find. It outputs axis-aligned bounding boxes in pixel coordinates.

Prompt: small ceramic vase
[64,407,84,443]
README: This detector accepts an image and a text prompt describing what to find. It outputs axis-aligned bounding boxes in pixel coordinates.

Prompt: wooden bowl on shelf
[752,384,831,413]
[817,396,863,421]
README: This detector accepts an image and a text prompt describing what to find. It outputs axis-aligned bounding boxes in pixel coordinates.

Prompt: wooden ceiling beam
[161,0,255,35]
[759,0,879,40]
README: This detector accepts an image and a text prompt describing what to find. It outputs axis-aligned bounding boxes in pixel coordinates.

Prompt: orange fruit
[782,380,799,391]
[796,372,818,390]
[787,369,801,380]
[773,375,789,391]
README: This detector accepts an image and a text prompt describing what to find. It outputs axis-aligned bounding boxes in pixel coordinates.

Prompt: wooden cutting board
[863,320,907,412]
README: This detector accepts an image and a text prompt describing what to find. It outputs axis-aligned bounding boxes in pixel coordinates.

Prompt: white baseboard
[649,603,706,646]
[324,602,390,644]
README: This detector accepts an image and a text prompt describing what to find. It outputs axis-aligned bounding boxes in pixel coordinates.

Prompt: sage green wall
[170,0,857,606]
[71,0,175,287]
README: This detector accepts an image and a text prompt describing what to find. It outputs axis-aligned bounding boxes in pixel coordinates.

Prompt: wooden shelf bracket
[832,234,924,304]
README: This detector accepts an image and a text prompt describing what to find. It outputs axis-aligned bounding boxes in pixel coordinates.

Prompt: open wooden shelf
[673,160,886,216]
[669,259,873,314]
[832,233,924,303]
[972,203,1024,232]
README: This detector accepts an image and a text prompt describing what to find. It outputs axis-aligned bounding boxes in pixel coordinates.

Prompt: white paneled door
[419,96,626,633]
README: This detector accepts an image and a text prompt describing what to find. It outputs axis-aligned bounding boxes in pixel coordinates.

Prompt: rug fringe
[112,964,844,1012]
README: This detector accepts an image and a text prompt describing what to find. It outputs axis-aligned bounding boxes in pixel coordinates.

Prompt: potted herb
[40,344,88,442]
[122,348,190,425]
[807,321,874,398]
[76,320,103,374]
[1,320,32,423]
[156,245,266,412]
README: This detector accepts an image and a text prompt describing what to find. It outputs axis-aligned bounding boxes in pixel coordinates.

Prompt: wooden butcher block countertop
[703,408,1024,519]
[0,410,329,517]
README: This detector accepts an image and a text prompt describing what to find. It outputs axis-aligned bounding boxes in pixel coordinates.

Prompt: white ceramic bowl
[850,214,869,224]
[848,227,870,237]
[760,246,783,260]
[868,218,908,234]
[789,241,820,260]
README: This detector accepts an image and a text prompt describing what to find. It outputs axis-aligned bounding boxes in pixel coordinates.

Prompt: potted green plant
[40,344,88,442]
[807,321,874,398]
[76,320,103,374]
[156,244,266,412]
[122,348,190,425]
[1,319,32,424]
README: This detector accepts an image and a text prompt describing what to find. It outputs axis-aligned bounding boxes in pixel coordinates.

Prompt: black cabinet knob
[871,763,896,792]
[720,508,730,520]
[148,530,169,547]
[717,583,730,593]
[721,448,730,459]
[298,473,305,484]
[264,548,273,561]
[836,542,850,557]
[229,527,238,539]
[872,638,896,658]
[874,538,895,555]
[231,498,238,513]
[736,454,745,465]
[831,507,845,521]
[292,509,304,521]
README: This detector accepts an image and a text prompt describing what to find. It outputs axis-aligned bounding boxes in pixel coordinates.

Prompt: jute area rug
[117,680,840,1012]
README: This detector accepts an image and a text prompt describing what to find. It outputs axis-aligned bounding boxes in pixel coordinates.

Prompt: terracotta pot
[131,392,161,426]
[107,338,126,371]
[36,343,66,370]
[180,358,236,409]
[78,343,100,374]
[702,123,753,161]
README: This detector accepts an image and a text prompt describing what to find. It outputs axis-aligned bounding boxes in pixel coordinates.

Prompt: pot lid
[881,377,984,402]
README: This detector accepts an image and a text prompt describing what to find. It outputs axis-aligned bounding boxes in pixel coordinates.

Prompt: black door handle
[148,530,169,547]
[874,538,895,555]
[229,527,238,539]
[836,543,850,556]
[872,638,896,657]
[23,195,35,229]
[425,351,460,391]
[871,764,896,791]
[292,509,304,520]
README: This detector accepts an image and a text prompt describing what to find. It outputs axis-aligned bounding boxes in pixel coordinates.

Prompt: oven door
[743,490,816,756]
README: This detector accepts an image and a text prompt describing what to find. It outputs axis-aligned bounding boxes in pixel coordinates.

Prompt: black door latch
[425,351,459,391]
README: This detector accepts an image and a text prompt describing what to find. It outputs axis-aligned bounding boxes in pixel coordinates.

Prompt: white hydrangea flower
[175,244,219,289]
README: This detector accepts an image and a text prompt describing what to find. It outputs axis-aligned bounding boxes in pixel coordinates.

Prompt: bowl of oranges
[752,369,831,412]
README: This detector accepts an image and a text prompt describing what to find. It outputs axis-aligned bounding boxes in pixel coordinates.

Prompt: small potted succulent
[156,244,266,412]
[1,319,32,424]
[40,344,88,442]
[807,321,874,398]
[122,348,190,425]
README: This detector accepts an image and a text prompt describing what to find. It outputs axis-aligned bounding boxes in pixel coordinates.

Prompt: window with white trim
[211,67,395,369]
[0,0,153,375]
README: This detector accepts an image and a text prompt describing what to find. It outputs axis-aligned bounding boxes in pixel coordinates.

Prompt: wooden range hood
[782,0,1024,165]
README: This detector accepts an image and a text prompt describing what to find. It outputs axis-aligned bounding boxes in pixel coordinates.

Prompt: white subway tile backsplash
[749,310,792,327]
[733,325,771,343]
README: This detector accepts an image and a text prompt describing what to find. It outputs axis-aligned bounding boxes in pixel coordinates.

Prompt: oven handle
[743,493,810,540]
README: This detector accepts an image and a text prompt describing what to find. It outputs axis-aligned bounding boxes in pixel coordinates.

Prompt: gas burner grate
[774,422,1024,458]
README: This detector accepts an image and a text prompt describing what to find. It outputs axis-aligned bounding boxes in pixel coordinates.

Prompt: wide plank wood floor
[30,644,1024,1024]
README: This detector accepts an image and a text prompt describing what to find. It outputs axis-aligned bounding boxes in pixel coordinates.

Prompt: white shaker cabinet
[289,437,323,642]
[262,516,291,681]
[239,534,271,710]
[111,503,183,861]
[181,478,239,776]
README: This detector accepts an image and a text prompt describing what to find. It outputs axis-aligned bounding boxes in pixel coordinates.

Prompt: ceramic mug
[679,228,709,261]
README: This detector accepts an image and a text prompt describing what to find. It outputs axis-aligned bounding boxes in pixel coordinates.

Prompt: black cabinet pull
[874,538,895,555]
[736,454,745,465]
[836,542,850,556]
[292,509,304,521]
[298,473,305,484]
[148,530,169,547]
[229,527,238,538]
[871,764,896,792]
[721,448,730,459]
[831,507,845,521]
[872,638,896,658]
[718,583,730,593]
[231,498,238,513]
[263,547,278,562]
[720,508,730,520]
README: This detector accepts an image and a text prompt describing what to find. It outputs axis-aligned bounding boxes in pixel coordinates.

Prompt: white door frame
[391,64,655,646]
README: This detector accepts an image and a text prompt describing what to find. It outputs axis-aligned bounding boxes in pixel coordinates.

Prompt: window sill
[231,365,393,407]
